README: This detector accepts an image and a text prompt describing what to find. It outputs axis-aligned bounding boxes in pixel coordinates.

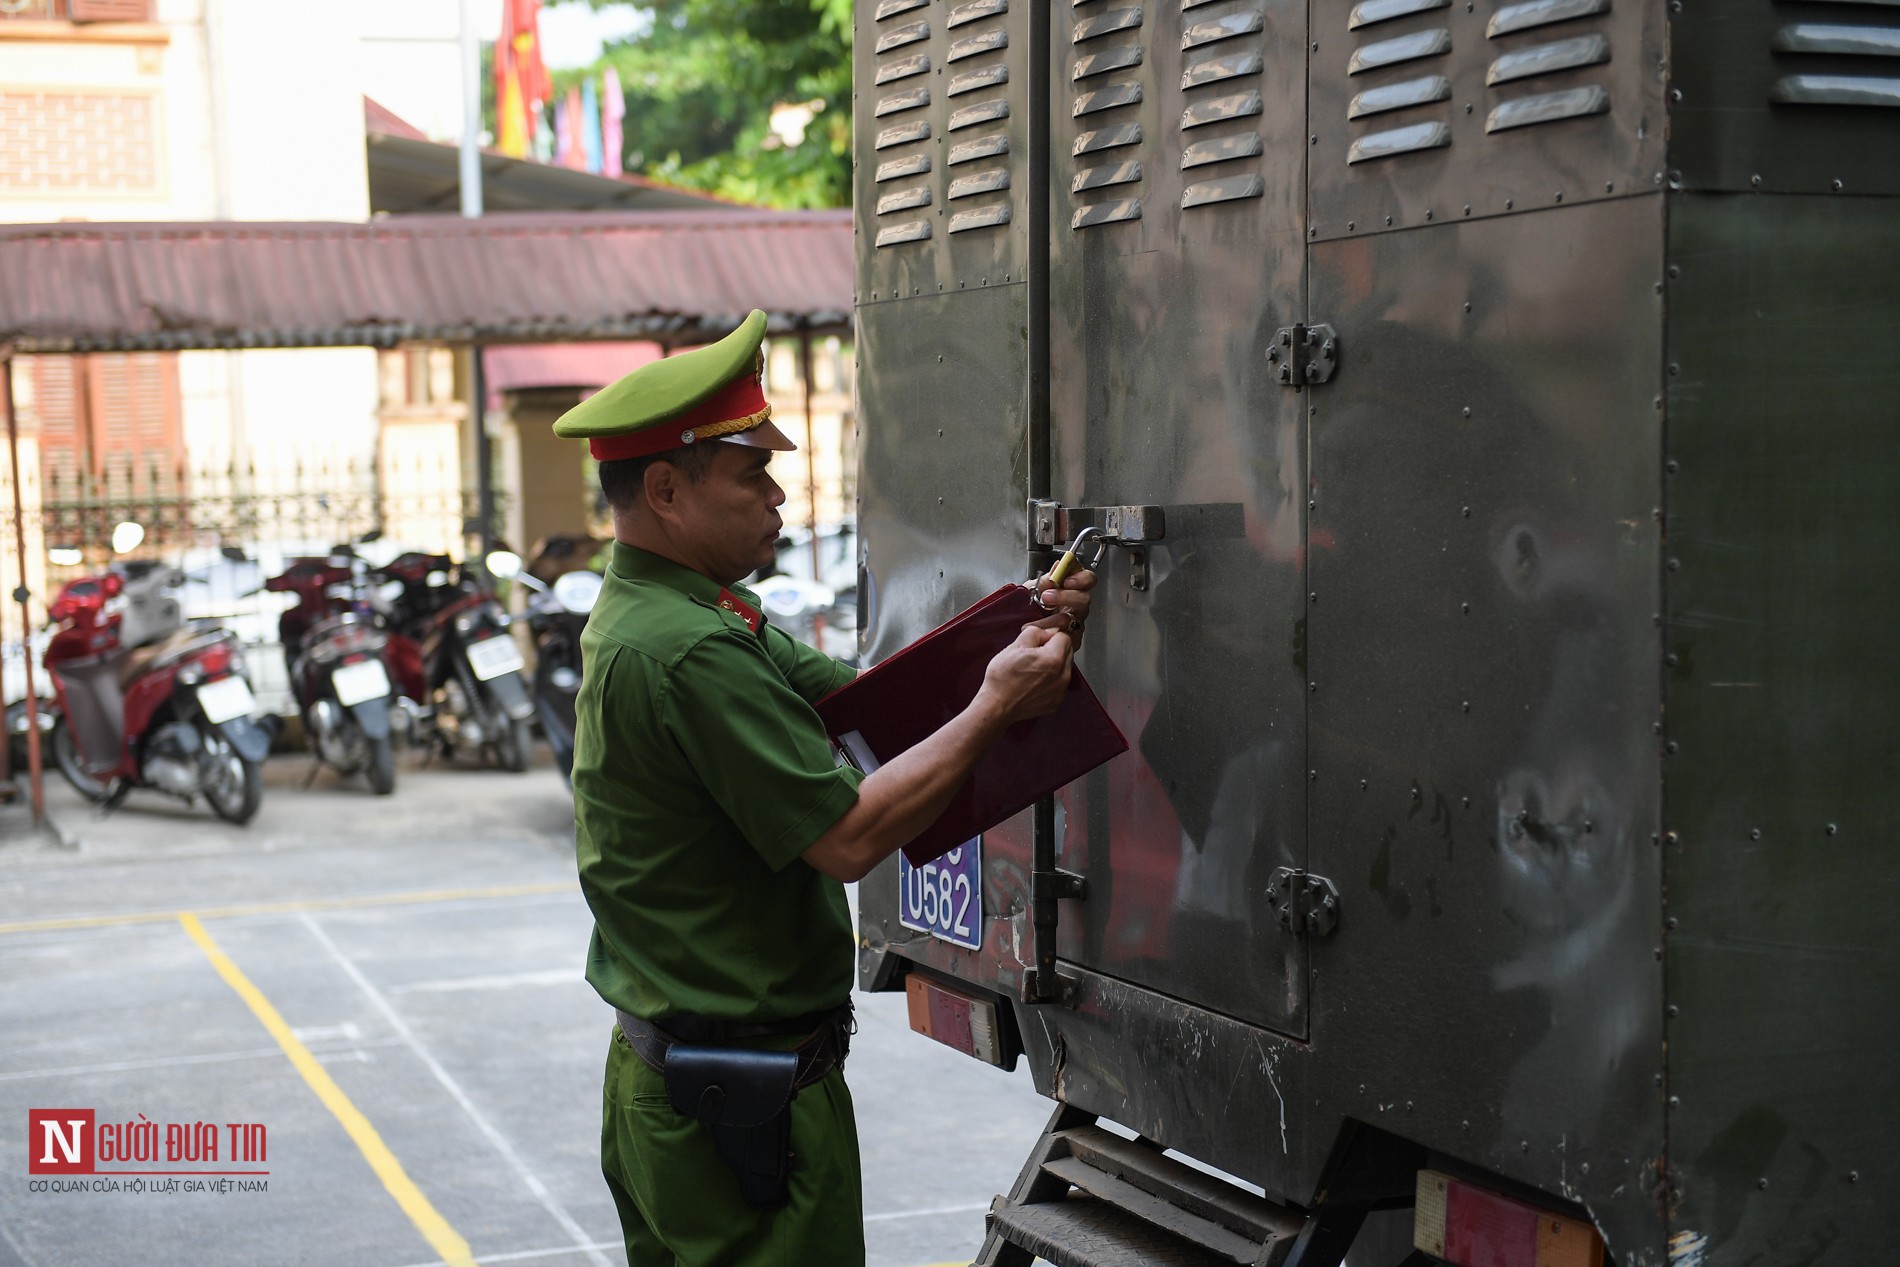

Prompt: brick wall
[0,89,159,195]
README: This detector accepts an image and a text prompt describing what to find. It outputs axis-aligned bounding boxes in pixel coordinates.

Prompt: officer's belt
[614,1004,853,1090]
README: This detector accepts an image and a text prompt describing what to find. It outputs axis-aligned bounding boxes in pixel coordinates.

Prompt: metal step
[988,1194,1250,1267]
[980,1118,1308,1267]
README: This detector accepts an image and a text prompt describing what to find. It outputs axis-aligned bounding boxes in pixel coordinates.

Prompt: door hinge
[1270,867,1341,938]
[1266,323,1339,388]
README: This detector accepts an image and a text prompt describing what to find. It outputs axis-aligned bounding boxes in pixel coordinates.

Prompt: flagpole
[459,0,483,219]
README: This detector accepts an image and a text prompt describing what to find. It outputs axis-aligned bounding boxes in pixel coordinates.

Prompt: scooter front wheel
[50,716,120,803]
[201,726,263,824]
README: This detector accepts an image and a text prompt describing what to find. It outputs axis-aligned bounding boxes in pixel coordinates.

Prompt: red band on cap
[587,376,769,463]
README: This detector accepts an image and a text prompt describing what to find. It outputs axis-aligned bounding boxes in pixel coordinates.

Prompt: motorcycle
[266,553,399,795]
[491,538,604,785]
[44,563,270,822]
[379,552,537,772]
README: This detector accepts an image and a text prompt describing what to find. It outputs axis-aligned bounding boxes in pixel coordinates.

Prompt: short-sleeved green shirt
[573,543,861,1024]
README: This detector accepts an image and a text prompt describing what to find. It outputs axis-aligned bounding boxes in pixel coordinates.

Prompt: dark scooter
[267,553,399,794]
[493,537,603,785]
[379,553,536,771]
[44,564,270,822]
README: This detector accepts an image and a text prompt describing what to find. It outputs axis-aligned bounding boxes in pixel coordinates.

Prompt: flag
[553,98,572,167]
[582,78,603,174]
[561,85,588,169]
[494,0,550,159]
[602,68,625,177]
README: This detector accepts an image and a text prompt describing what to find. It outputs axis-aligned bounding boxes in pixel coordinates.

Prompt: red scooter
[44,564,270,822]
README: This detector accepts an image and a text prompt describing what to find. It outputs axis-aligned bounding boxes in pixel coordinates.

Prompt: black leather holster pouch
[662,1045,800,1210]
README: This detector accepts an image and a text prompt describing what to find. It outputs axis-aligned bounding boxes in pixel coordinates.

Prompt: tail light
[195,640,235,679]
[1414,1171,1605,1267]
[905,974,1010,1067]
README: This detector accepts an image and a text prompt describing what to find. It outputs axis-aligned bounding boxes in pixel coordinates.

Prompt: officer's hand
[979,624,1073,728]
[1032,566,1096,647]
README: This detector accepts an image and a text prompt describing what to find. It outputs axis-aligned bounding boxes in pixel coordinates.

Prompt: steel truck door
[1042,0,1312,1038]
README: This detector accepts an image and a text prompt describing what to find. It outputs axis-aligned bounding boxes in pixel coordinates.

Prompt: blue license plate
[898,837,982,950]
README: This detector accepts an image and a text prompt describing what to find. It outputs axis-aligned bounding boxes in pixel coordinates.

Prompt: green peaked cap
[553,310,768,440]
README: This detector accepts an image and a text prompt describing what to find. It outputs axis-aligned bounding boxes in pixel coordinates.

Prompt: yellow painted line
[180,912,477,1267]
[0,881,577,936]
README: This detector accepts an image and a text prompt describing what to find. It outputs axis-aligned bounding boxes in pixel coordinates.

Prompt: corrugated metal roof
[0,211,854,353]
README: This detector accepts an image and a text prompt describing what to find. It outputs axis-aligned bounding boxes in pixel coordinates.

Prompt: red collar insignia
[715,588,762,634]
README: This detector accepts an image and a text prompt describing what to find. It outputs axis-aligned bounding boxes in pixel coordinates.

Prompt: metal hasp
[1029,499,1167,591]
[1266,323,1339,389]
[1269,868,1341,939]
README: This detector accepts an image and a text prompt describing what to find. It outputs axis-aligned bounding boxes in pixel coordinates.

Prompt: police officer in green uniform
[554,311,1094,1265]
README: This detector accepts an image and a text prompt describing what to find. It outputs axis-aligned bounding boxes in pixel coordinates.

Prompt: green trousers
[601,1028,866,1266]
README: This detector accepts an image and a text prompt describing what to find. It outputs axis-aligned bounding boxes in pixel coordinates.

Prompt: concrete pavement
[0,748,1054,1267]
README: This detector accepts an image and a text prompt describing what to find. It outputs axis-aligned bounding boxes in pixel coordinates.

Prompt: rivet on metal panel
[1461,796,1469,808]
[1309,135,1317,145]
[1850,1172,1860,1183]
[1606,181,1614,192]
[1425,209,1434,220]
[1521,1141,1530,1153]
[1384,215,1393,226]
[1670,89,1682,102]
[1461,1120,1469,1130]
[1311,41,1318,50]
[1360,778,1368,789]
[1464,103,1472,113]
[1668,171,1683,190]
[1667,264,1680,278]
[1348,220,1356,231]
[1751,828,1762,840]
[1463,204,1472,215]
[1826,823,1839,836]
[1654,947,1662,960]
[1758,1179,1769,1190]
[1309,682,1317,692]
[1554,192,1563,203]
[1666,831,1680,845]
[1505,198,1514,209]
[1832,178,1844,192]
[1462,405,1471,416]
[1582,1163,1590,1176]
[1750,175,1762,188]
[1669,1096,1680,1108]
[1667,1005,1679,1017]
[1584,819,1594,833]
[1462,506,1470,517]
[1463,301,1471,312]
[1310,592,1318,603]
[1666,653,1678,667]
[1460,602,1470,613]
[1668,558,1680,570]
[1461,700,1470,712]
[1310,227,1317,237]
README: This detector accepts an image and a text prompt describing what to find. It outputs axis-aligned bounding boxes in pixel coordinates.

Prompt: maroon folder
[813,584,1128,865]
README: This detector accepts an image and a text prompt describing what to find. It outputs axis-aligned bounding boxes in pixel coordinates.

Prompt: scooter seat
[118,627,204,689]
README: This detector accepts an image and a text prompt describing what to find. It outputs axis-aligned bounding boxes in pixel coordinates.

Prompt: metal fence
[18,459,485,714]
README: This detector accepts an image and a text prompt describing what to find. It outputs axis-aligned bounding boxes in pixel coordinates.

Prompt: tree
[570,0,852,208]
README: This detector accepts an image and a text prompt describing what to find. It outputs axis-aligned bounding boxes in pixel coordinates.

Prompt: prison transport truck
[848,0,1900,1263]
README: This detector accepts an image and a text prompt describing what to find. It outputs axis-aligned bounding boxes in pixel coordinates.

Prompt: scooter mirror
[485,550,523,579]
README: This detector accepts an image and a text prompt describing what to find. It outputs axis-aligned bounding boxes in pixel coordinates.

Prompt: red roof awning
[0,210,854,353]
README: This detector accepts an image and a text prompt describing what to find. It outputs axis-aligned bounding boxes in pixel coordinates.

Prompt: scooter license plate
[466,636,526,682]
[197,676,256,726]
[897,837,983,951]
[331,659,391,708]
